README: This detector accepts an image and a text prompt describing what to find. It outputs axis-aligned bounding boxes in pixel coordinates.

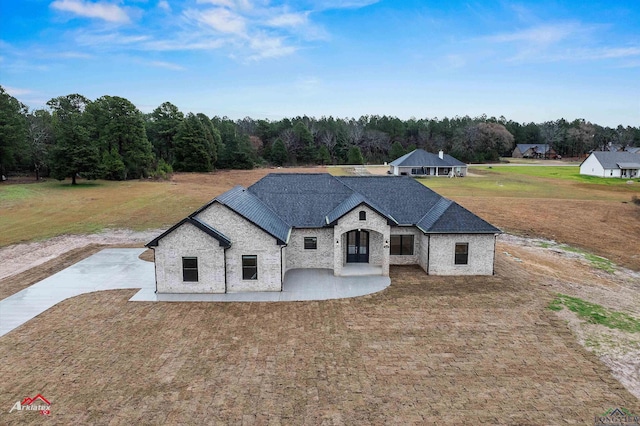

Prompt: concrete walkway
[1,249,390,337]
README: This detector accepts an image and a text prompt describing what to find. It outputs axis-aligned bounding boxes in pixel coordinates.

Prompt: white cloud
[158,0,170,12]
[306,0,379,10]
[267,12,309,28]
[148,60,186,70]
[248,34,297,60]
[50,0,131,24]
[143,38,226,51]
[484,23,583,45]
[3,86,34,96]
[188,8,247,35]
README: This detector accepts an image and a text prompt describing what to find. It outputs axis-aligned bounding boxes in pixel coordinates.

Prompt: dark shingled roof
[146,217,231,248]
[588,151,640,169]
[151,173,500,246]
[200,185,290,244]
[389,149,466,168]
[426,203,501,234]
[248,173,353,227]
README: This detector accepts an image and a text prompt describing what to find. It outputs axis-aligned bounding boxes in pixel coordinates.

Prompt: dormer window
[359,211,366,220]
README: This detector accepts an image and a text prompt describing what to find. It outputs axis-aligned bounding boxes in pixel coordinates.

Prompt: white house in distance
[146,174,500,294]
[389,149,467,177]
[580,151,640,178]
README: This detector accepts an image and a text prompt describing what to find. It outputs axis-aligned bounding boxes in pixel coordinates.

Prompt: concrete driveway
[1,249,390,337]
[0,248,154,337]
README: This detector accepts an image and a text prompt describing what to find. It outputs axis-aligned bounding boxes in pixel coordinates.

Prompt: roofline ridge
[416,197,453,231]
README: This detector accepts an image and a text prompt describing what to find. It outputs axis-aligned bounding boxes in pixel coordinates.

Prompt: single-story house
[580,151,640,178]
[146,174,501,294]
[389,149,467,177]
[512,144,556,159]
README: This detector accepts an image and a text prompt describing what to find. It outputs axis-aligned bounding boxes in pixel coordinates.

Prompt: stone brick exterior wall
[418,234,429,271]
[154,222,226,293]
[333,205,390,276]
[196,203,282,292]
[285,228,334,272]
[427,234,496,275]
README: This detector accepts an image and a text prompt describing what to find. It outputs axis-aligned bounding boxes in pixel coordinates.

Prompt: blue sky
[1,0,639,126]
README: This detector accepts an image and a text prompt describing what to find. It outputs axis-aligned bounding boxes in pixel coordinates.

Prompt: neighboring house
[626,147,640,154]
[512,144,556,159]
[389,149,467,177]
[147,174,501,294]
[580,151,640,178]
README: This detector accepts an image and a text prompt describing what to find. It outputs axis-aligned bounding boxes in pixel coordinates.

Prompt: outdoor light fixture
[384,240,389,248]
[336,240,340,245]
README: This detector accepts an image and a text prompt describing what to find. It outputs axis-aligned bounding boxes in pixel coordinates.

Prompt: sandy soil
[0,229,163,282]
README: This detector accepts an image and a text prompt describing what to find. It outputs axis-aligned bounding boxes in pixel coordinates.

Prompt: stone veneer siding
[153,222,226,293]
[195,203,282,292]
[285,228,334,272]
[333,205,390,276]
[427,234,496,275]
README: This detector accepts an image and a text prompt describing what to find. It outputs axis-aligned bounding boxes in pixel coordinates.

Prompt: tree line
[1,86,639,183]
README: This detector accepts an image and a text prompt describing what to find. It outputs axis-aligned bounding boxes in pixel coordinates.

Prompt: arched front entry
[346,230,369,263]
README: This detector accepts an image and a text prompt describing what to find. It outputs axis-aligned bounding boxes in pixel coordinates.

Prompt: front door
[346,230,369,263]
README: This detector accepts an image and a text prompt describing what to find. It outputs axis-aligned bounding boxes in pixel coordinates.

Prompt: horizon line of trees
[1,85,639,184]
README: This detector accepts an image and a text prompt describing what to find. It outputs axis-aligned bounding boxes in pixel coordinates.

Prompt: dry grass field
[1,165,639,424]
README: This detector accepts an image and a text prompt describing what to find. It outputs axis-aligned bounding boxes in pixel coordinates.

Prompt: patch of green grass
[473,165,640,186]
[584,253,616,273]
[548,294,640,333]
[556,244,616,273]
[0,185,38,203]
[537,242,552,248]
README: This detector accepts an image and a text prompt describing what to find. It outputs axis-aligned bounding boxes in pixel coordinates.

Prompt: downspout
[426,234,430,275]
[152,248,158,294]
[223,247,228,293]
[492,234,498,276]
[280,244,287,292]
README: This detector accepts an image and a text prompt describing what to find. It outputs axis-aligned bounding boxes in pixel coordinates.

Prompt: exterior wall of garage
[153,222,226,293]
[285,228,334,272]
[195,203,282,292]
[427,234,496,275]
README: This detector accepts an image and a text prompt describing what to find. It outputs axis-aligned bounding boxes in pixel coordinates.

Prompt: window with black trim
[182,257,198,282]
[242,255,258,280]
[304,237,317,249]
[359,211,366,220]
[455,243,469,265]
[390,235,414,255]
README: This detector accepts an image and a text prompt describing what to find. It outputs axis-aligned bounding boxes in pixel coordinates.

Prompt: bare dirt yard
[1,245,639,425]
[1,167,639,423]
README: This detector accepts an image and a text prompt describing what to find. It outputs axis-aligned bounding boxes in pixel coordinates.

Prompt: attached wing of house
[147,173,501,294]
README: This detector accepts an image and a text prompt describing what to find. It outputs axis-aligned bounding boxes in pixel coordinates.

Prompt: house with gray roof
[389,149,467,177]
[580,151,640,178]
[512,144,556,159]
[147,173,501,294]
